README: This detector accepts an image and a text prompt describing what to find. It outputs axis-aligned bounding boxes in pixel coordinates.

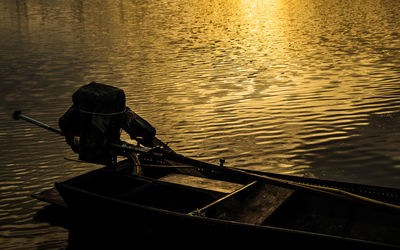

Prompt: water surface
[1,0,400,248]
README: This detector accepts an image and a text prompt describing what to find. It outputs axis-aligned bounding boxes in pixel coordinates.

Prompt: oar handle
[13,111,63,135]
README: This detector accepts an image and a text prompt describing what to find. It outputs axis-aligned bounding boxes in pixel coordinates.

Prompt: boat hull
[55,169,399,248]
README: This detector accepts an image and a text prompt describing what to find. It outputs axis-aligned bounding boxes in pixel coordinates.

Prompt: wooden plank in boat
[230,183,294,225]
[159,173,244,194]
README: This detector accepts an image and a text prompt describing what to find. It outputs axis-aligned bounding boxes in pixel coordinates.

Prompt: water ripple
[1,0,400,248]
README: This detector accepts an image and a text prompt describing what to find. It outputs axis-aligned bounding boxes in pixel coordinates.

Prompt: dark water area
[1,0,400,248]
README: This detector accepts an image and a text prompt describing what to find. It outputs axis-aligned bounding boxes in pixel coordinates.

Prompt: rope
[300,182,400,210]
[254,173,400,210]
[75,107,127,116]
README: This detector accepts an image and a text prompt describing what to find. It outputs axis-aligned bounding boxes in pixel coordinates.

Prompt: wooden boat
[34,140,400,248]
[14,85,398,247]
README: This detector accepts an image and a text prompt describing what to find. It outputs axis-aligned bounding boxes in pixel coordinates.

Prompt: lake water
[1,0,400,248]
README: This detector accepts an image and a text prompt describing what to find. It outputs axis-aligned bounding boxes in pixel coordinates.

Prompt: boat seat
[191,182,294,225]
[228,183,294,225]
[158,173,244,194]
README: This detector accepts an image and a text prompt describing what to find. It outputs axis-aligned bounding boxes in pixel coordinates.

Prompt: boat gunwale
[247,169,400,203]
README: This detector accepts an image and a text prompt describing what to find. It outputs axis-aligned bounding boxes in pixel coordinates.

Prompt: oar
[13,111,63,135]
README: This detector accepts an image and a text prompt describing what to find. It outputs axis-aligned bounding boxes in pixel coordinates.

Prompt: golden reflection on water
[1,0,400,248]
[2,0,399,176]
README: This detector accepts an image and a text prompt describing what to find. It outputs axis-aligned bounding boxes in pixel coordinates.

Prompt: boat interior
[57,166,400,246]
